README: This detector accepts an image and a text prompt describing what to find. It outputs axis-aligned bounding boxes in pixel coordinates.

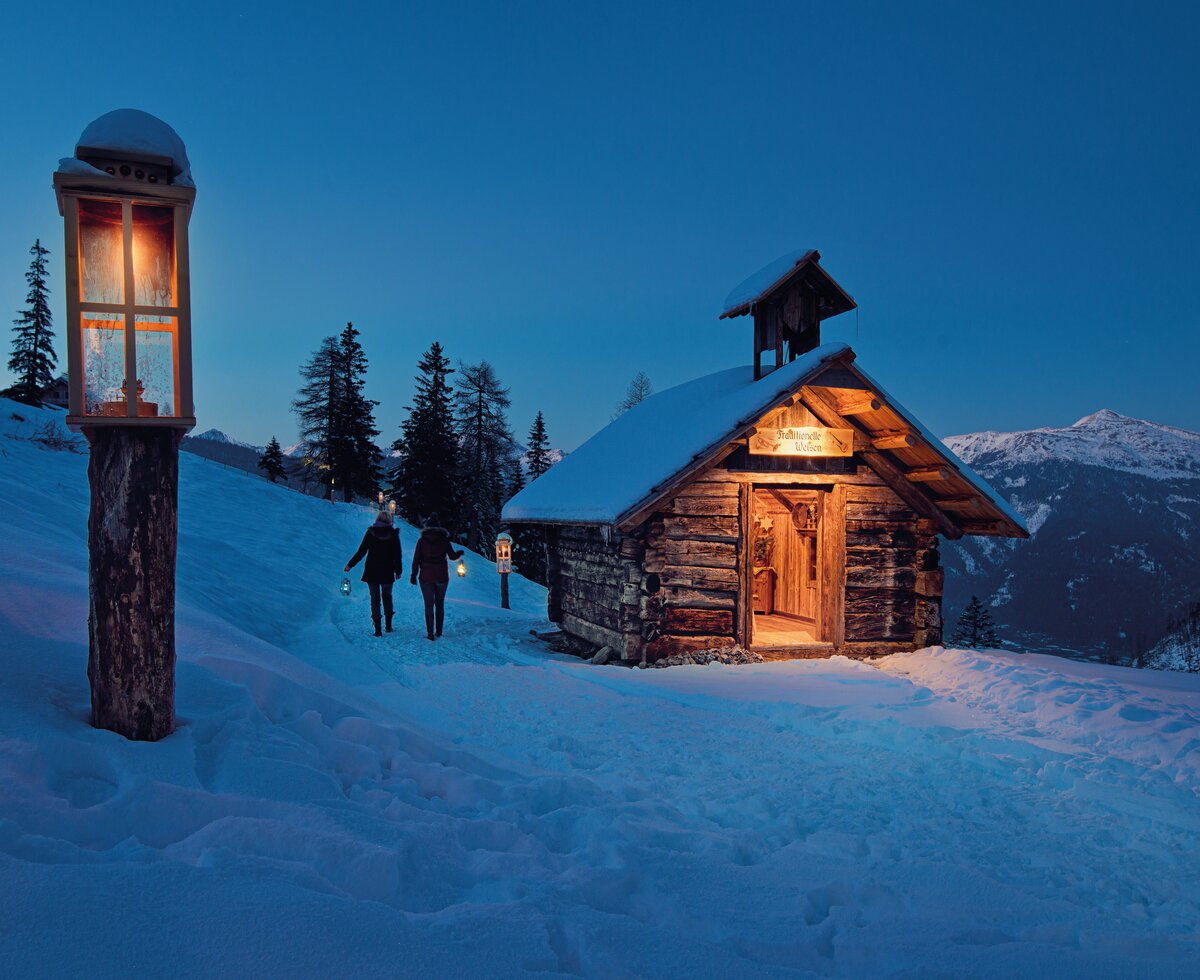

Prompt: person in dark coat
[344,510,404,637]
[409,512,464,641]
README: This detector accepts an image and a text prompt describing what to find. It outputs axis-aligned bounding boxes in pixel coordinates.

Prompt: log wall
[842,484,942,653]
[640,477,741,660]
[540,470,943,664]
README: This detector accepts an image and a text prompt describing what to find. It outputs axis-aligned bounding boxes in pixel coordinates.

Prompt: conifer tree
[392,342,460,529]
[292,336,341,499]
[334,322,382,502]
[613,370,652,419]
[4,240,57,405]
[258,436,287,484]
[950,595,1001,649]
[455,360,518,552]
[526,411,553,480]
[291,324,382,502]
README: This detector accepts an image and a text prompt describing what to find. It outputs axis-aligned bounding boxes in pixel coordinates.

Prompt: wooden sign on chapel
[748,425,855,457]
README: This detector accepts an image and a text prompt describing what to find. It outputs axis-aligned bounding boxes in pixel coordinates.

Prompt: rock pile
[641,646,764,668]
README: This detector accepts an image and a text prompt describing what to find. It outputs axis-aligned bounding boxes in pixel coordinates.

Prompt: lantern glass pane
[78,200,124,304]
[134,315,178,417]
[81,314,127,416]
[132,205,175,308]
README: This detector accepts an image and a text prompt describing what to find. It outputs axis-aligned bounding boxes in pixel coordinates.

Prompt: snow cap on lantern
[59,109,194,188]
[53,110,197,432]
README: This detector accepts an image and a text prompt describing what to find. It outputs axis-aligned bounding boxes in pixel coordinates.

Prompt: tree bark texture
[87,427,179,740]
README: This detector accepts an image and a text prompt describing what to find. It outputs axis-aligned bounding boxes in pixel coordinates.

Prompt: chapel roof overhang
[502,344,1029,541]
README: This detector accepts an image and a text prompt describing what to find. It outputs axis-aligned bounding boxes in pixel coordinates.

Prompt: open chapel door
[750,487,825,647]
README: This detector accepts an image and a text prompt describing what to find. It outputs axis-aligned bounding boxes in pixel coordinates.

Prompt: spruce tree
[526,411,553,480]
[4,240,57,405]
[291,325,382,502]
[258,436,287,484]
[292,336,340,499]
[334,322,382,502]
[613,370,652,419]
[392,342,460,529]
[455,360,518,552]
[950,595,1001,649]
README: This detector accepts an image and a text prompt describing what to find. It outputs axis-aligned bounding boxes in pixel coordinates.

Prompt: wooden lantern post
[495,530,513,610]
[55,110,198,741]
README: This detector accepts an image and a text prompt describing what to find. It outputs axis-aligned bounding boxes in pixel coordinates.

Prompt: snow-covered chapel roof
[503,343,1027,539]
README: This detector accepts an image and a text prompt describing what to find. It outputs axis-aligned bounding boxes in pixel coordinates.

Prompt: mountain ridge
[942,409,1199,661]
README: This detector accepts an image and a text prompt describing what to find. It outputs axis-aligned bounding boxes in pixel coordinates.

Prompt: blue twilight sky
[1,1,1197,451]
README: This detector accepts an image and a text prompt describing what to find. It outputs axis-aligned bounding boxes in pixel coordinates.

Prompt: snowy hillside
[1,397,1199,977]
[1147,603,1200,673]
[942,410,1200,660]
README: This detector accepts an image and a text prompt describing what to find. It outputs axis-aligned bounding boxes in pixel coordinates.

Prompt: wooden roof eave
[802,361,1029,540]
[612,349,1025,540]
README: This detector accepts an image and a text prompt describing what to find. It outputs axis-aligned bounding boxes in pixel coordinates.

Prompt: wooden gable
[615,350,1028,540]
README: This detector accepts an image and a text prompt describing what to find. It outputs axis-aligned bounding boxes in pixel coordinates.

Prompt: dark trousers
[368,581,394,623]
[419,580,448,636]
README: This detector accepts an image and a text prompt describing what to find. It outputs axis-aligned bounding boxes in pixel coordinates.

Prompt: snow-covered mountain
[519,446,566,473]
[943,410,1200,660]
[948,409,1200,483]
[191,428,261,451]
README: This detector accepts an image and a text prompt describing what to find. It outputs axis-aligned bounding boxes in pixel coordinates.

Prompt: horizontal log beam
[872,433,915,451]
[906,466,950,483]
[936,497,982,514]
[706,469,884,486]
[834,394,882,416]
[958,520,1007,535]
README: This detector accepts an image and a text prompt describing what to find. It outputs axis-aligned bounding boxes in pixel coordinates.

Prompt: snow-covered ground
[1,399,1199,978]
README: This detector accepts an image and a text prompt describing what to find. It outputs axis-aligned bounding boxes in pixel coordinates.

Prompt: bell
[340,577,351,596]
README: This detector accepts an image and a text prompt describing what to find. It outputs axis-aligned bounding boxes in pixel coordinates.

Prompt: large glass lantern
[495,531,513,574]
[54,110,196,432]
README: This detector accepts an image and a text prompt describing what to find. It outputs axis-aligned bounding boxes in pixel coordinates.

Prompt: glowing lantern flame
[457,560,466,578]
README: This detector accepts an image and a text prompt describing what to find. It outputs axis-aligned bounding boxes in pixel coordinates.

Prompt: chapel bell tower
[720,250,857,380]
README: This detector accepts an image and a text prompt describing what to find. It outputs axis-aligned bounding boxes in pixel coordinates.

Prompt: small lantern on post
[388,499,396,516]
[495,530,513,610]
[54,109,197,741]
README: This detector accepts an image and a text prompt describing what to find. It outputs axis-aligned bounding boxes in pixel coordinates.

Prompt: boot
[372,616,383,637]
[385,612,394,633]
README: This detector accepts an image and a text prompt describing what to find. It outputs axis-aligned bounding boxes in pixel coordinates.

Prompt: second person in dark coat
[410,512,464,641]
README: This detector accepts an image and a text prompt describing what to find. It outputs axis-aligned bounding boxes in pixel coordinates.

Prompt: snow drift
[1,398,1198,978]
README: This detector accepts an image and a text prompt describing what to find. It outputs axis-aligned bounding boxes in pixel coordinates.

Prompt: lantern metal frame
[54,170,196,432]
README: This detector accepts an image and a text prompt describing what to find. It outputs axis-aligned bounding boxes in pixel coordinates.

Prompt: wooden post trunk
[87,427,179,741]
[500,572,510,610]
